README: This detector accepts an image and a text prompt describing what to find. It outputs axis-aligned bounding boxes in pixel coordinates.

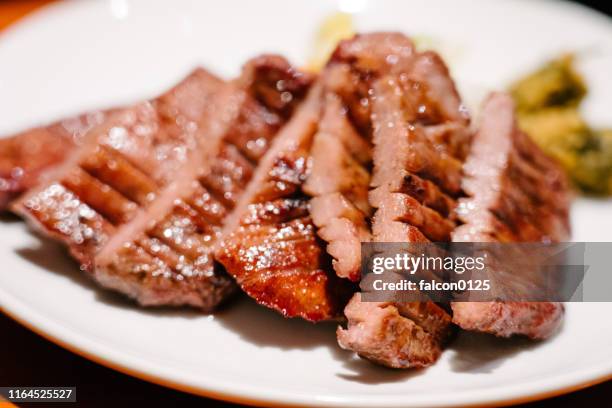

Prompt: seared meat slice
[303,91,373,281]
[450,302,564,340]
[0,53,311,211]
[368,77,463,243]
[309,193,370,282]
[453,93,570,243]
[331,32,416,77]
[451,92,570,339]
[331,33,471,368]
[225,55,314,162]
[14,69,237,309]
[216,85,356,321]
[0,111,111,209]
[13,56,312,311]
[239,54,314,119]
[337,293,452,368]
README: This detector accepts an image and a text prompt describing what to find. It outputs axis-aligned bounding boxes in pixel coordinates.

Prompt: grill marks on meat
[0,111,111,210]
[216,48,387,318]
[239,55,314,120]
[303,89,373,282]
[451,92,569,339]
[369,77,462,243]
[101,59,311,310]
[453,93,570,243]
[216,86,356,321]
[199,143,255,209]
[3,33,574,367]
[304,93,371,214]
[14,103,175,269]
[19,183,115,267]
[13,58,312,311]
[332,33,472,368]
[225,55,314,162]
[14,69,237,308]
[80,146,158,206]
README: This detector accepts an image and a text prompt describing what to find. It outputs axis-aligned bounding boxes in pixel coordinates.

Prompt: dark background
[1,312,610,408]
[1,1,611,407]
[575,0,611,16]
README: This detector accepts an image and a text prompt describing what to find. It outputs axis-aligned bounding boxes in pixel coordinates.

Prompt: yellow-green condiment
[510,55,612,195]
[306,12,354,72]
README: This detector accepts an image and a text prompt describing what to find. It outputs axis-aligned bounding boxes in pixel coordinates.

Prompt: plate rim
[3,290,612,408]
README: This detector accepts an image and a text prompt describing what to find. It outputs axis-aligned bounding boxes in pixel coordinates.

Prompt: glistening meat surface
[451,92,570,339]
[13,56,312,311]
[302,83,373,282]
[0,110,112,209]
[1,31,575,371]
[337,293,452,368]
[216,41,396,320]
[215,85,356,321]
[13,69,238,310]
[332,33,471,368]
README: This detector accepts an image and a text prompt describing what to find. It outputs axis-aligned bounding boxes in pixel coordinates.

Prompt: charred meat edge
[334,33,472,368]
[13,69,242,310]
[11,57,312,311]
[215,84,356,322]
[451,92,569,340]
[302,82,373,282]
[0,111,113,210]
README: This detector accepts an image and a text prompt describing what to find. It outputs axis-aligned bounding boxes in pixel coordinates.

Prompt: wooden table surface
[0,1,610,407]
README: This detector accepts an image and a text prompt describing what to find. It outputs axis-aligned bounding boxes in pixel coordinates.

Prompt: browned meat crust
[225,55,314,162]
[303,90,372,282]
[453,93,570,243]
[337,293,452,368]
[239,54,314,119]
[450,302,564,340]
[215,85,356,321]
[0,111,112,210]
[12,56,312,311]
[451,92,570,339]
[3,33,571,363]
[13,69,237,309]
[328,33,472,368]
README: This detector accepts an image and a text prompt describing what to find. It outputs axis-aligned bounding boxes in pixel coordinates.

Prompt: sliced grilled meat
[369,75,464,242]
[14,69,237,309]
[337,293,452,368]
[303,90,373,282]
[453,93,570,243]
[239,54,314,119]
[0,53,311,210]
[450,302,564,340]
[13,56,312,311]
[216,85,356,321]
[451,92,570,339]
[331,33,471,368]
[225,55,314,162]
[0,111,112,209]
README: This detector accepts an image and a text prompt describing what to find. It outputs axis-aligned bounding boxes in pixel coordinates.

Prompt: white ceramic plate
[1,0,611,407]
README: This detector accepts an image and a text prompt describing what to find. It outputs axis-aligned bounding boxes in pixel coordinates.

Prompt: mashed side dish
[510,55,612,195]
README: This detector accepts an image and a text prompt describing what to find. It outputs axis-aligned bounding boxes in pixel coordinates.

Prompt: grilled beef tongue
[451,92,570,339]
[0,110,114,210]
[329,33,471,368]
[215,83,357,322]
[13,56,312,311]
